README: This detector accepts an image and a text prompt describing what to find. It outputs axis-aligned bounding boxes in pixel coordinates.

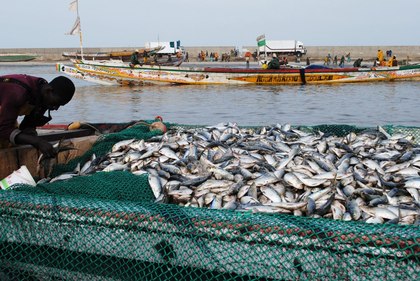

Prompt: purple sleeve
[0,86,28,142]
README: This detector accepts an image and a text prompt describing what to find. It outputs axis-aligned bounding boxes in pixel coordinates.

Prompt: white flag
[69,0,78,12]
[66,17,80,35]
[256,34,265,42]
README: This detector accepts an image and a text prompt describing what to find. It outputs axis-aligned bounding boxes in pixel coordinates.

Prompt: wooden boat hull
[56,63,144,85]
[62,47,164,62]
[58,60,420,85]
[0,122,145,180]
[0,133,98,180]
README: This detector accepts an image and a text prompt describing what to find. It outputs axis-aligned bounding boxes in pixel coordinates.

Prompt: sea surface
[1,63,419,128]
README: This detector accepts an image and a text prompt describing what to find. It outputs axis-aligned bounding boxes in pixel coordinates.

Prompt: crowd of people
[319,49,399,68]
[375,49,398,67]
[197,49,242,62]
[323,53,351,67]
[132,47,401,68]
[198,50,220,62]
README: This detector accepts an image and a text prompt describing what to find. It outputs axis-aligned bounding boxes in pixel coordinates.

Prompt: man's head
[41,76,75,110]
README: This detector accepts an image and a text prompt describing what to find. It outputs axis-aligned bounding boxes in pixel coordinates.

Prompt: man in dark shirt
[353,58,363,67]
[268,54,280,69]
[0,75,75,157]
[130,49,141,67]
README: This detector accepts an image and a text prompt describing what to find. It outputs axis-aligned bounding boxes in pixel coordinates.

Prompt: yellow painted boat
[57,60,420,85]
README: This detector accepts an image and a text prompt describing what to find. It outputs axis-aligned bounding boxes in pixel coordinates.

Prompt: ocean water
[1,63,419,127]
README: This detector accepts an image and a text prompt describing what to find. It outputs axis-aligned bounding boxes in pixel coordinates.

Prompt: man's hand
[14,132,56,158]
[21,127,38,136]
[36,140,56,158]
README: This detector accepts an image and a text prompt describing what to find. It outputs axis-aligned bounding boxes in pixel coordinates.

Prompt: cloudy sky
[1,0,419,48]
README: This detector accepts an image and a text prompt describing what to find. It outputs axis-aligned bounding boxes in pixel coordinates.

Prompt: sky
[1,0,420,49]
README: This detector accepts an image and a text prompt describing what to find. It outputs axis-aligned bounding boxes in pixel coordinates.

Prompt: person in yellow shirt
[387,55,398,67]
[377,49,384,63]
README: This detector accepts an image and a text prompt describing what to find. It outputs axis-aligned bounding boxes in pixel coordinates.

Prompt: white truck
[258,40,307,58]
[144,41,183,54]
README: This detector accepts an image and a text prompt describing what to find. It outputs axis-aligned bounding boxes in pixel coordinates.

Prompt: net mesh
[1,123,419,280]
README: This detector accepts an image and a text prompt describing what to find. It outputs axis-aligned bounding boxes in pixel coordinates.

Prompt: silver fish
[112,139,135,152]
[260,186,282,203]
[148,171,162,199]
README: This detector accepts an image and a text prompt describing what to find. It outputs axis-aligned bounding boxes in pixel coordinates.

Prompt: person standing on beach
[339,55,345,67]
[244,51,251,69]
[345,53,351,63]
[0,75,75,157]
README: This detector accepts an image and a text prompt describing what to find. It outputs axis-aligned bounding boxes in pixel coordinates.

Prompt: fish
[360,206,398,220]
[283,173,304,189]
[292,172,329,187]
[404,177,420,189]
[49,173,78,183]
[254,173,280,187]
[112,139,135,152]
[53,122,420,224]
[265,201,307,210]
[347,199,362,220]
[102,162,129,172]
[148,170,163,199]
[37,139,76,177]
[260,186,282,203]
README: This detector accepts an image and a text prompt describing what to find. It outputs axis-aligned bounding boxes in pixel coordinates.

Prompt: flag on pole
[66,17,80,35]
[69,0,78,12]
[256,34,266,47]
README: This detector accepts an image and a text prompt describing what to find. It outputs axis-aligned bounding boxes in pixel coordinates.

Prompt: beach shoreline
[1,45,420,62]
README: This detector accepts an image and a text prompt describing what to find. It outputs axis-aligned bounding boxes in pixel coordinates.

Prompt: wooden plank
[38,129,95,142]
[56,136,99,165]
[0,147,20,179]
[17,146,41,178]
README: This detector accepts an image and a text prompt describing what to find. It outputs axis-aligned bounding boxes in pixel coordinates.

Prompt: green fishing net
[0,123,419,280]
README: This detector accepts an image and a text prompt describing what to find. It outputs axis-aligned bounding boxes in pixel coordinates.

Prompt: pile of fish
[50,123,420,225]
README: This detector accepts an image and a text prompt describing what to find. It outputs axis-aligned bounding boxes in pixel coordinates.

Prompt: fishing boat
[57,58,420,85]
[0,122,136,180]
[62,46,164,62]
[0,54,37,62]
[56,63,145,85]
[0,126,97,180]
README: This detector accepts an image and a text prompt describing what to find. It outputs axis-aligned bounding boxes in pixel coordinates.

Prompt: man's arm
[14,132,55,158]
